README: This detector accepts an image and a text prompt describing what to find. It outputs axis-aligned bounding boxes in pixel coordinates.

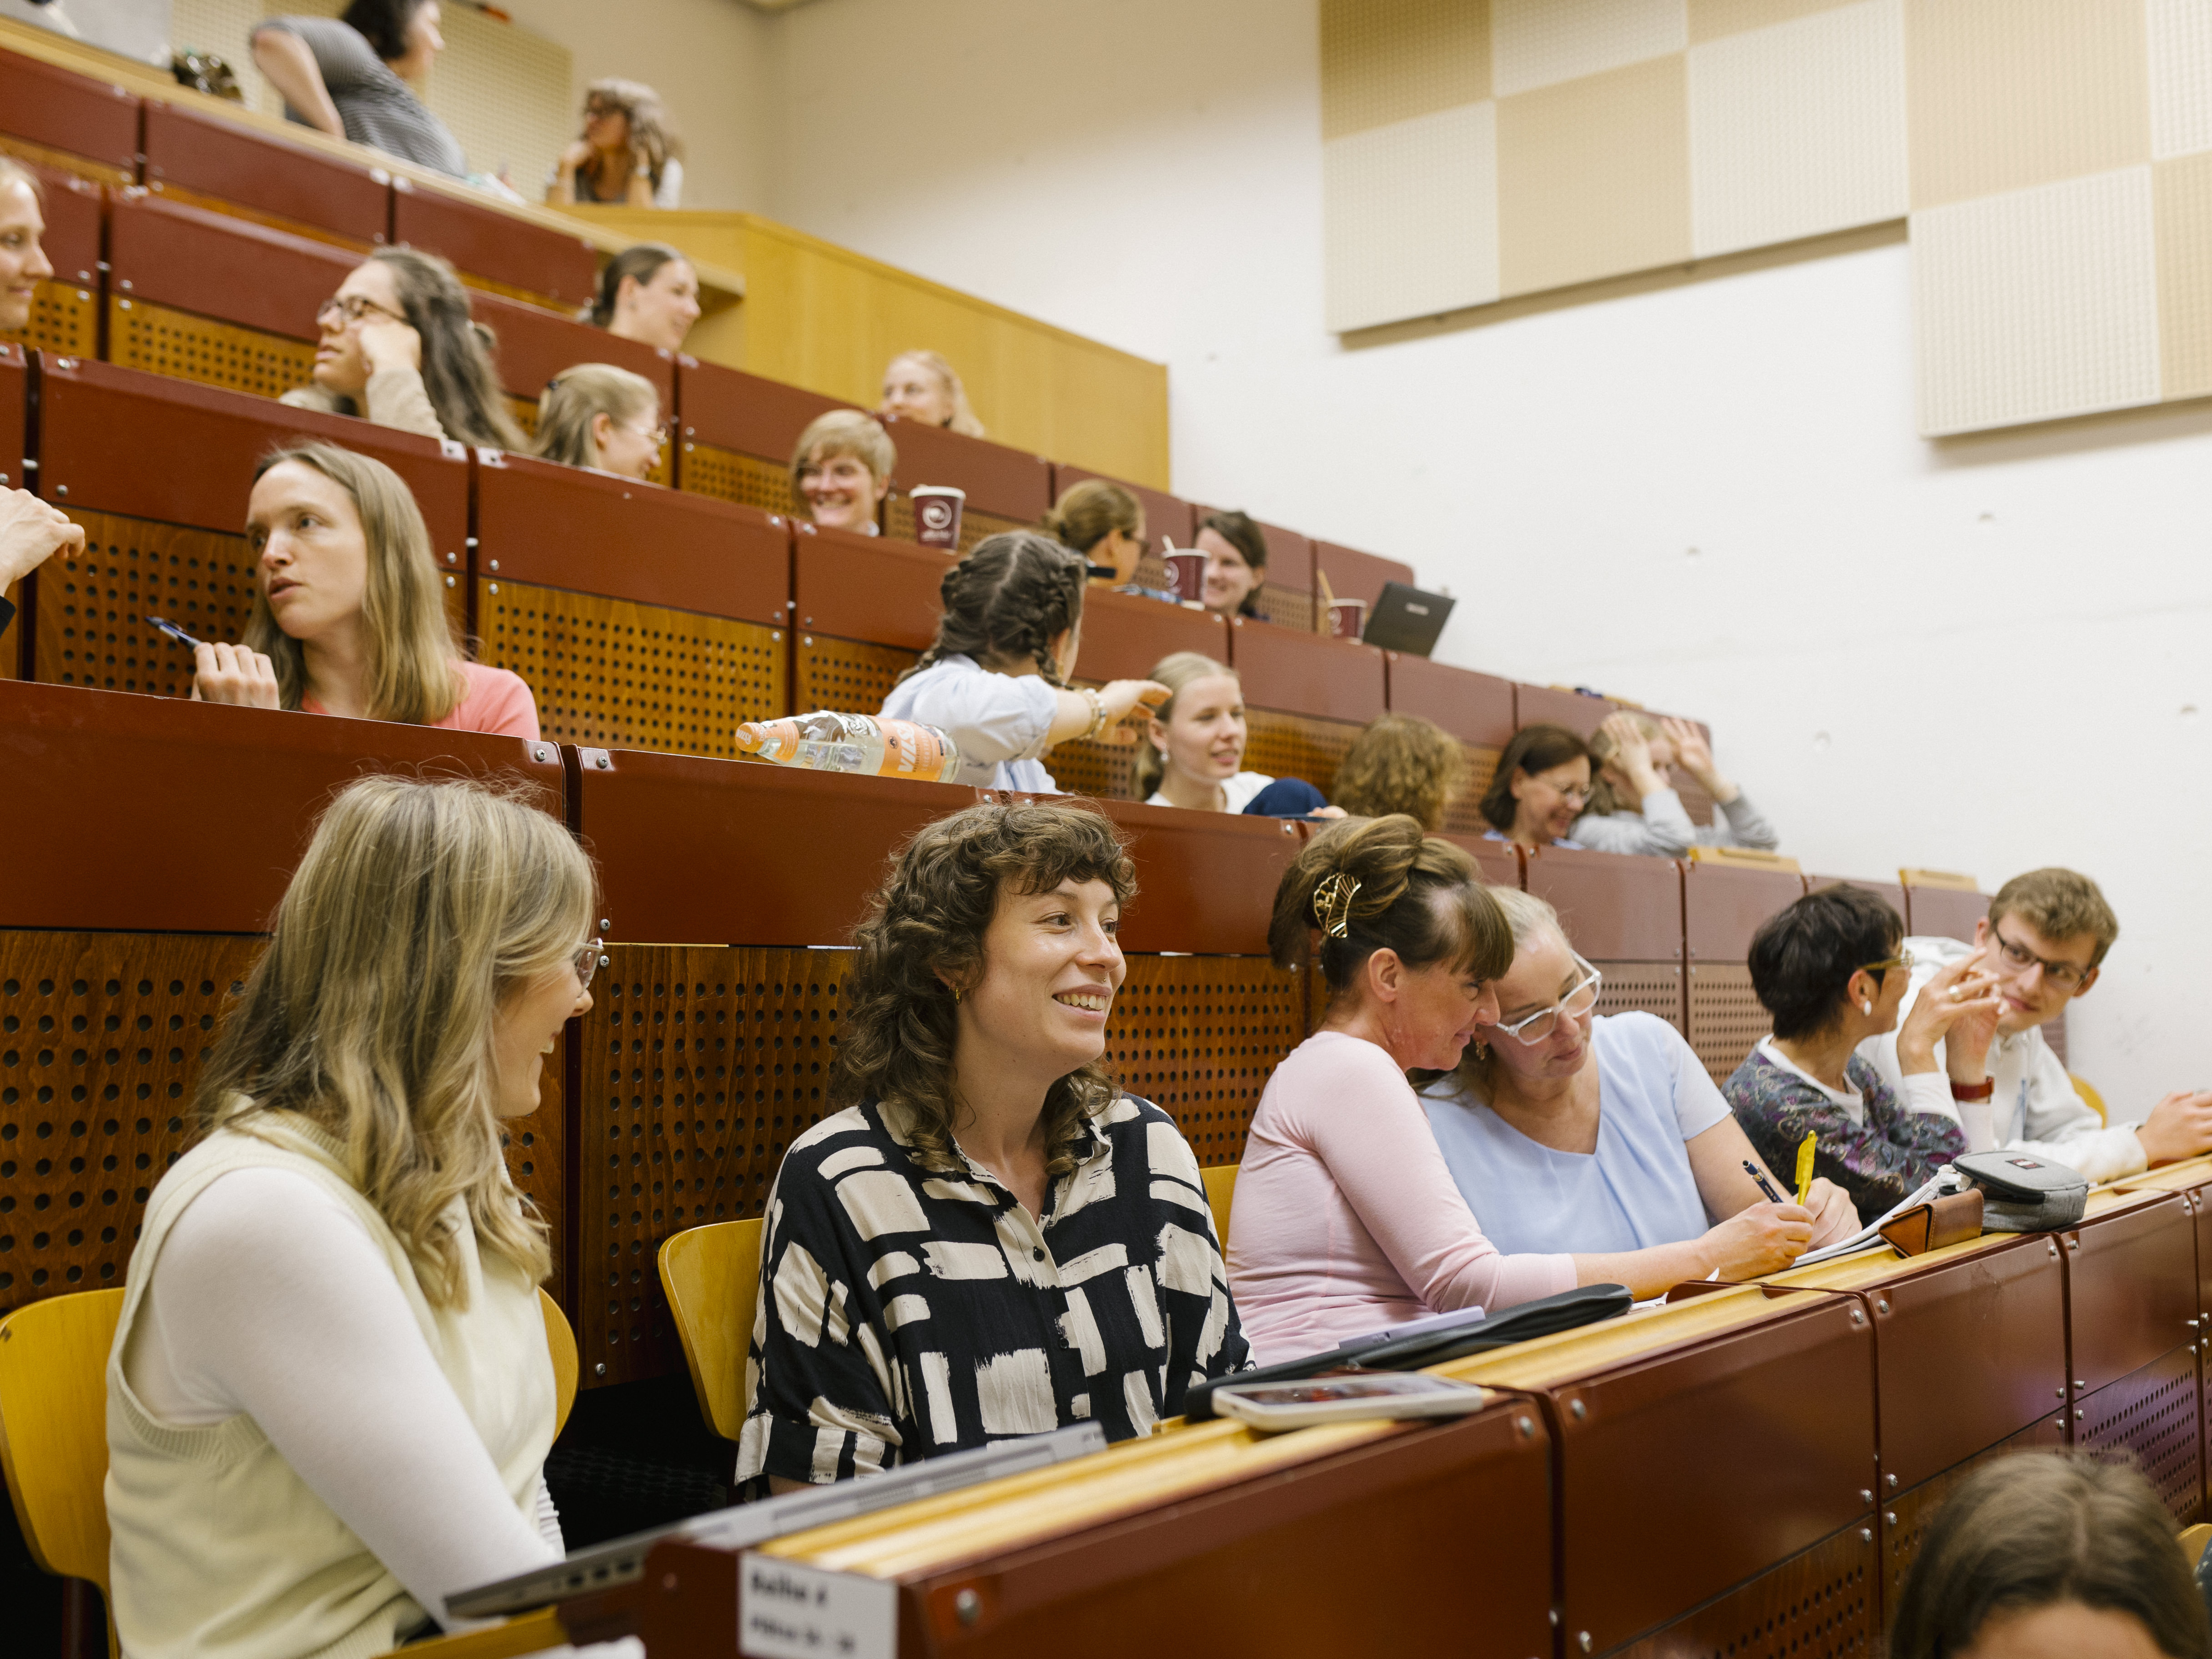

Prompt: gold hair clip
[1312,872,1360,938]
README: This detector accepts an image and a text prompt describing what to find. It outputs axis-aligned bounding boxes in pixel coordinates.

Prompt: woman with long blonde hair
[106,775,598,1654]
[879,348,985,437]
[535,362,665,479]
[187,442,539,737]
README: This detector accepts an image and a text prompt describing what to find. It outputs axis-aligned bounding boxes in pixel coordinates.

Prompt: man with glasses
[1858,868,2212,1181]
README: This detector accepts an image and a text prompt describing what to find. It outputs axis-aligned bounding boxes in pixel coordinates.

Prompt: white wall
[763,0,2212,1119]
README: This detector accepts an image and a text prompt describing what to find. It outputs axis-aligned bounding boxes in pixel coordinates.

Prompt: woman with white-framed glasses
[1419,888,1861,1291]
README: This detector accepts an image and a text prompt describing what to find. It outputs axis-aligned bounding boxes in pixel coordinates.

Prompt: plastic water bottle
[735,712,963,783]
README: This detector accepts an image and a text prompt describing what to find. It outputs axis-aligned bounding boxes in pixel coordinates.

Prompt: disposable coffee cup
[910,485,965,551]
[1164,548,1206,603]
[1327,598,1367,639]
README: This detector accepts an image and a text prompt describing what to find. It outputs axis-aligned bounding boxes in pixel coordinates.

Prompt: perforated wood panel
[1594,961,1686,1036]
[35,513,254,691]
[1047,736,1139,801]
[1440,743,1502,837]
[1609,1519,1874,1659]
[1880,1413,2068,1613]
[1106,956,1303,1167]
[110,297,317,401]
[21,280,96,358]
[883,497,1028,555]
[796,634,919,716]
[679,443,794,516]
[1689,961,1770,1086]
[1675,773,1716,827]
[2077,1344,2203,1524]
[478,579,785,761]
[1251,585,1317,632]
[1243,710,1365,801]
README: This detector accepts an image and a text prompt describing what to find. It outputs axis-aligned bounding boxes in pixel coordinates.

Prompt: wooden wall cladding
[880,416,1052,526]
[470,288,673,408]
[675,357,852,476]
[1594,962,1687,1037]
[1610,1522,1875,1659]
[1879,1413,2066,1614]
[1106,956,1302,1168]
[25,281,97,360]
[390,178,598,311]
[792,521,943,653]
[478,580,786,761]
[2076,1344,2202,1525]
[109,297,317,402]
[795,633,918,715]
[1231,621,1386,728]
[108,190,354,348]
[1903,883,1988,943]
[1438,745,1501,839]
[1075,586,1230,683]
[1687,961,1769,1088]
[35,513,253,693]
[1241,710,1364,802]
[675,442,792,515]
[1515,683,1617,738]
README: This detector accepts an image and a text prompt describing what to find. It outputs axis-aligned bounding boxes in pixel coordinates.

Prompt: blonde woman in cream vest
[106,775,597,1656]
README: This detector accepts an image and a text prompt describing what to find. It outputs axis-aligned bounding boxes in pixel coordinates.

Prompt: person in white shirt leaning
[1856,867,2212,1183]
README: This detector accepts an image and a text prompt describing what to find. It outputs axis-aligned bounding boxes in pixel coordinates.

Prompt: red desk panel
[1809,874,1908,923]
[1522,845,1684,962]
[0,679,561,931]
[1097,800,1304,955]
[475,452,788,623]
[2066,1196,2200,1397]
[0,49,138,174]
[1074,587,1228,683]
[1387,655,1514,746]
[1312,538,1413,607]
[1,344,20,677]
[1684,858,1807,961]
[141,100,389,246]
[473,288,673,407]
[37,356,470,565]
[1515,682,1615,737]
[26,163,101,287]
[1053,463,1196,554]
[1905,883,1988,943]
[1228,619,1384,725]
[881,415,1051,524]
[390,176,597,308]
[676,357,853,462]
[108,188,355,344]
[792,519,944,652]
[1442,834,1521,890]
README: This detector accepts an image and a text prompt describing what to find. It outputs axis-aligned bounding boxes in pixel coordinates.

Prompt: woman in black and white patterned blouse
[735,801,1249,1494]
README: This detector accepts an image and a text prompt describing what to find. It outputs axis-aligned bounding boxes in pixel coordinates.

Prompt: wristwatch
[1949,1077,1996,1102]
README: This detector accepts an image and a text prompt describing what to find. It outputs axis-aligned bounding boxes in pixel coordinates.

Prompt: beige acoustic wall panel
[2148,0,2212,160]
[1905,0,2150,210]
[1497,55,1691,297]
[1323,102,1502,331]
[1913,166,2160,435]
[1491,0,1687,96]
[1687,0,1906,256]
[1320,0,1492,140]
[2155,151,2212,400]
[1688,0,1870,41]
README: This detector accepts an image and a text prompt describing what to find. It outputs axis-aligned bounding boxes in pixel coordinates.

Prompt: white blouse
[1146,771,1275,812]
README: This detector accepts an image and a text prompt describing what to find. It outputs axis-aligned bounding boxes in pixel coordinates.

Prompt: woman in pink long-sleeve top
[1227,815,1579,1364]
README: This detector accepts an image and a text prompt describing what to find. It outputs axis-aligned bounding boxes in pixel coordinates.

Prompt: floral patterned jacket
[1724,1047,1966,1227]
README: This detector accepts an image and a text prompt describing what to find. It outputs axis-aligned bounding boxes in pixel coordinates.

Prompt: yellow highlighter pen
[1793,1131,1816,1207]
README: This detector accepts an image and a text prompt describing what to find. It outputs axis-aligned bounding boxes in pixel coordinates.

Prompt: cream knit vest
[105,1115,555,1659]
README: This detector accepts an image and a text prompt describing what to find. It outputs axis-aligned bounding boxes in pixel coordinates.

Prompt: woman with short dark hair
[734,801,1249,1493]
[1726,885,2002,1225]
[1891,1453,2209,1659]
[253,0,466,176]
[1479,724,1594,851]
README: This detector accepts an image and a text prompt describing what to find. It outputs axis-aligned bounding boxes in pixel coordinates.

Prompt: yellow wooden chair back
[539,1287,578,1436]
[2071,1073,2107,1125]
[657,1219,765,1443]
[1202,1163,1238,1248]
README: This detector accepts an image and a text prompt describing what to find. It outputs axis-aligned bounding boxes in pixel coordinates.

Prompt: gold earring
[1473,1039,1489,1061]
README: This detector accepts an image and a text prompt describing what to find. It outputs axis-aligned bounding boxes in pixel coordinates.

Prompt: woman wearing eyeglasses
[1725,885,2003,1226]
[1479,723,1594,851]
[533,364,665,481]
[283,248,527,451]
[1420,887,1861,1282]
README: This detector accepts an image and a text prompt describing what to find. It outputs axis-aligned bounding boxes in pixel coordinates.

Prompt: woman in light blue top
[1419,889,1858,1276]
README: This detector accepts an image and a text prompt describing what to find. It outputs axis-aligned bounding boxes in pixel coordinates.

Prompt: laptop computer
[1356,582,1455,656]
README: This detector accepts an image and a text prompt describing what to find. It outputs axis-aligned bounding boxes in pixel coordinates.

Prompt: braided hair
[1268,814,1513,997]
[897,532,1088,687]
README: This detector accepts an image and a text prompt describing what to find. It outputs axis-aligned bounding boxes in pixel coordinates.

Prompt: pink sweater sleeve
[1303,1037,1575,1312]
[441,664,540,740]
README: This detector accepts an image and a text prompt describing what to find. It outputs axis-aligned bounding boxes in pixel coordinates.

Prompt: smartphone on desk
[1210,1373,1488,1432]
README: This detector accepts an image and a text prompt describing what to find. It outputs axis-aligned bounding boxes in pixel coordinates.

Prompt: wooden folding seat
[29,355,470,691]
[1,343,20,681]
[472,451,790,759]
[390,175,599,312]
[141,98,390,251]
[1683,856,1808,1085]
[876,412,1050,553]
[1523,844,1687,1034]
[0,48,138,187]
[674,356,853,515]
[11,161,101,360]
[1388,655,1515,838]
[1226,618,1385,801]
[1050,586,1228,799]
[468,287,674,482]
[0,677,567,1325]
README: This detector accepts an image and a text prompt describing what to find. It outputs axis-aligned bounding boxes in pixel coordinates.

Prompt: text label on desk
[740,1557,898,1659]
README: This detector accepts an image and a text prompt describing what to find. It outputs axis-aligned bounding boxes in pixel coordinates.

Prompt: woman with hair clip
[587,243,701,354]
[879,531,1168,792]
[186,442,539,737]
[1042,478,1172,602]
[1137,651,1337,817]
[1418,887,1857,1271]
[1576,711,1780,856]
[106,774,596,1652]
[880,349,985,437]
[1480,723,1595,851]
[546,78,684,208]
[534,363,665,480]
[283,247,526,450]
[735,800,1248,1493]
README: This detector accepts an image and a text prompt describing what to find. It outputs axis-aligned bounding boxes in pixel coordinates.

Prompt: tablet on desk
[1357,582,1456,656]
[1211,1373,1487,1432]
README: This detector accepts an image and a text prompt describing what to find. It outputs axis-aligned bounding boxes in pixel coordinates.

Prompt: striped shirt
[734,1095,1248,1494]
[260,17,468,178]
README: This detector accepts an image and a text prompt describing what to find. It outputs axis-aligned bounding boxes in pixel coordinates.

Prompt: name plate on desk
[740,1557,897,1659]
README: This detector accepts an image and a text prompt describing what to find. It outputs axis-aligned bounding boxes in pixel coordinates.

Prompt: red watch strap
[1950,1078,1996,1101]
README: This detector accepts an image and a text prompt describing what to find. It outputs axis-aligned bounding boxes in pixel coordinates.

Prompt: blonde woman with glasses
[106,775,598,1655]
[1418,888,1859,1282]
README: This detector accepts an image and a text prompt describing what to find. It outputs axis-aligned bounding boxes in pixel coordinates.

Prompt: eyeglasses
[574,938,605,990]
[1535,778,1591,805]
[1487,958,1604,1045]
[316,293,406,327]
[1856,947,1916,978]
[628,422,669,452]
[1992,926,2093,990]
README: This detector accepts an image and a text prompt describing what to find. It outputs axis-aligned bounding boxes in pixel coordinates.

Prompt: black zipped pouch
[1186,1282,1633,1422]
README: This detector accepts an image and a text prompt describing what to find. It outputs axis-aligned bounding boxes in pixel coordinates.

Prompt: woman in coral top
[189,442,538,738]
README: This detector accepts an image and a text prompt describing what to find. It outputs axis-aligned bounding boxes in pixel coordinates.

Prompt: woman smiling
[736,802,1248,1493]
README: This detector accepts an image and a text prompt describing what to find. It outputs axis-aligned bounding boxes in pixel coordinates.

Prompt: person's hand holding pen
[1712,1159,1857,1277]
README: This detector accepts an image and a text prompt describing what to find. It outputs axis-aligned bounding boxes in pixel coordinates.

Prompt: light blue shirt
[1418,1013,1727,1256]
[879,654,1058,793]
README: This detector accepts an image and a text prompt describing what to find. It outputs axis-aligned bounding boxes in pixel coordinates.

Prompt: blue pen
[1742,1159,1786,1203]
[145,615,204,651]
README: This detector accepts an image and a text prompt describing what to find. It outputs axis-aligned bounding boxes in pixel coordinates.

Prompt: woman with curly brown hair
[734,801,1250,1493]
[1329,712,1468,830]
[879,532,1168,791]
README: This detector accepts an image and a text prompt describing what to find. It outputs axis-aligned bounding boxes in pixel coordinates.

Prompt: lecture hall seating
[1523,845,1689,1034]
[1683,855,1807,1085]
[1227,615,1386,802]
[141,96,391,250]
[1387,653,1514,837]
[674,356,850,516]
[1184,498,1321,630]
[0,47,137,185]
[877,412,1051,554]
[15,161,98,360]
